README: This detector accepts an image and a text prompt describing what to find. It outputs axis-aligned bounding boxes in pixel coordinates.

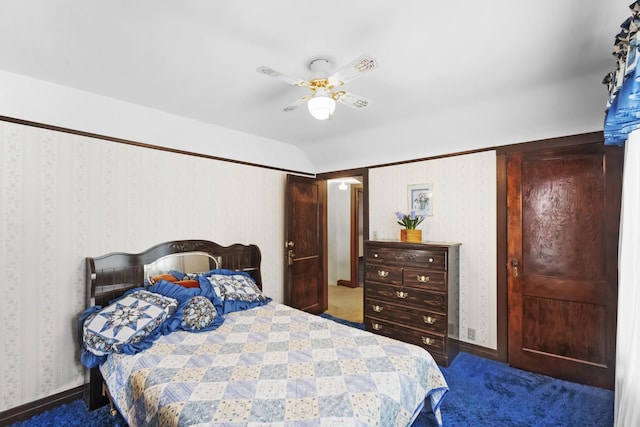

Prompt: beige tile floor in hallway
[325,285,363,323]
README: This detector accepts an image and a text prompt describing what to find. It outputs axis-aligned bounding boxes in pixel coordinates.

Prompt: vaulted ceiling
[0,1,630,171]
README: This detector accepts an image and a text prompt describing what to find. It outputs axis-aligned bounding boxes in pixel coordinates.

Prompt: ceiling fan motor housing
[309,58,332,77]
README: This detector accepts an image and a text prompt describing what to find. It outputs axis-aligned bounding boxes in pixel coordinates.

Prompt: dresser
[364,240,460,366]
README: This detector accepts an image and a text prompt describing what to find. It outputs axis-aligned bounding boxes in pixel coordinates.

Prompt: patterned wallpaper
[368,151,498,350]
[0,120,499,412]
[0,122,287,411]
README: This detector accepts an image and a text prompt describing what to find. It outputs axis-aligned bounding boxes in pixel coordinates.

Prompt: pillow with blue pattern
[199,270,271,314]
[181,296,219,330]
[82,289,178,356]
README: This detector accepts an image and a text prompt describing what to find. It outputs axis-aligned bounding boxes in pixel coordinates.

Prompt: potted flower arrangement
[395,211,425,242]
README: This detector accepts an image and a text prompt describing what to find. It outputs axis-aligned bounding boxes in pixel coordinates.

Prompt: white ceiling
[0,1,631,172]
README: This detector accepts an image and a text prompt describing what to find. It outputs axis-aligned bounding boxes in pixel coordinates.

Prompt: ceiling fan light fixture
[307,89,336,120]
[257,54,378,119]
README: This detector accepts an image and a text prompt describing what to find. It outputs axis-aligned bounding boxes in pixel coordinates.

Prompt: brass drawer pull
[422,336,435,346]
[377,270,389,278]
[373,253,379,258]
[371,322,382,330]
[416,275,430,283]
[372,305,384,312]
[423,316,436,325]
[428,257,434,263]
[395,290,408,299]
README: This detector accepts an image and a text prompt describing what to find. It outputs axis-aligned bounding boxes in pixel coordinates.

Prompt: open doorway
[325,176,364,323]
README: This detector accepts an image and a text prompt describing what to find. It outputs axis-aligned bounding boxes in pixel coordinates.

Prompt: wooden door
[284,174,327,313]
[507,143,623,389]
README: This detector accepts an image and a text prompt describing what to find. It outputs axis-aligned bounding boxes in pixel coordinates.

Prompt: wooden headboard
[86,239,262,307]
[84,239,262,409]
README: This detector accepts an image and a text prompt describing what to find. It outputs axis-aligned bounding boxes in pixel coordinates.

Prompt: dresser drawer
[366,317,446,356]
[367,246,447,270]
[365,282,446,313]
[365,298,447,333]
[365,264,402,285]
[403,268,446,291]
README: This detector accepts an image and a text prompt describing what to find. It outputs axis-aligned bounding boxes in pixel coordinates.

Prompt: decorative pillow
[199,274,226,302]
[206,272,271,314]
[181,296,218,331]
[149,279,224,333]
[174,279,200,289]
[82,290,178,358]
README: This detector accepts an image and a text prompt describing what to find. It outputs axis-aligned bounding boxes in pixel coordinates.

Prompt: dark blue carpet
[318,312,365,329]
[11,315,614,427]
[9,399,125,427]
[413,352,613,427]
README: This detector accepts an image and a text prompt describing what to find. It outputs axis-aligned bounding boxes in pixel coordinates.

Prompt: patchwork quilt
[100,302,448,426]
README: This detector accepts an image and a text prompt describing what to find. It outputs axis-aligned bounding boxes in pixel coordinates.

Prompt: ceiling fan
[256,54,379,120]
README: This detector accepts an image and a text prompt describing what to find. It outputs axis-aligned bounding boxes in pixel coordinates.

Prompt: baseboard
[336,279,358,288]
[0,385,84,426]
[457,340,501,361]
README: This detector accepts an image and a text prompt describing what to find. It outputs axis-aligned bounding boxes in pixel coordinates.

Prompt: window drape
[604,2,640,146]
[614,132,640,427]
[605,3,640,426]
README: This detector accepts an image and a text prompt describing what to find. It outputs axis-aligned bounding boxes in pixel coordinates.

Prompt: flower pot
[400,229,422,243]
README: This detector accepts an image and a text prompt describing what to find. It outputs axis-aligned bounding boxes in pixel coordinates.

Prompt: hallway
[325,285,363,323]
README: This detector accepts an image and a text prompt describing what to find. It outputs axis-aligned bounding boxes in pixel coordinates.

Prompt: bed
[81,240,449,426]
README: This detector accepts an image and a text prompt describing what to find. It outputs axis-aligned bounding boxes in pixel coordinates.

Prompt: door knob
[511,258,519,278]
[285,241,295,248]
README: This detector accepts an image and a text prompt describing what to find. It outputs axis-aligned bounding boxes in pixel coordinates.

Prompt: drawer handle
[422,337,435,346]
[371,322,382,330]
[416,275,430,283]
[374,253,379,258]
[428,257,434,263]
[423,316,436,325]
[372,305,384,312]
[377,270,389,278]
[395,290,408,299]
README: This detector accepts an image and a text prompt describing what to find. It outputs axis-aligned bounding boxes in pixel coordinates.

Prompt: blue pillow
[80,290,178,366]
[181,296,223,331]
[200,270,271,314]
[148,280,224,333]
[149,279,201,304]
[168,269,188,280]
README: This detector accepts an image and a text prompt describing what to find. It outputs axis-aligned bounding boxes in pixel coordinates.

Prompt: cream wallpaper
[368,151,498,349]
[327,181,353,285]
[0,122,287,411]
[0,120,499,413]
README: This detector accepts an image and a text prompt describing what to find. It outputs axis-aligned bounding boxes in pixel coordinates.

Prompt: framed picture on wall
[408,183,433,216]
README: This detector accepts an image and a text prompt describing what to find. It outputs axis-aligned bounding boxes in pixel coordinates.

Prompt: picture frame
[408,183,433,217]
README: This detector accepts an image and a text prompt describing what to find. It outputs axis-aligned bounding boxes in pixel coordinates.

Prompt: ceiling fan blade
[283,95,313,112]
[328,54,379,86]
[256,66,308,87]
[334,91,371,110]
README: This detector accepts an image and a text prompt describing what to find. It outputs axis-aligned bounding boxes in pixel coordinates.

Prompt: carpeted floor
[10,315,614,427]
[412,352,614,426]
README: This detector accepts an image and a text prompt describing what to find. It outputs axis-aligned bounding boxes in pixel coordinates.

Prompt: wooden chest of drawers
[364,240,460,366]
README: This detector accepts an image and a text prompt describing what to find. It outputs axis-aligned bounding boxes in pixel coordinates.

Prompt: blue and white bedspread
[100,301,448,426]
